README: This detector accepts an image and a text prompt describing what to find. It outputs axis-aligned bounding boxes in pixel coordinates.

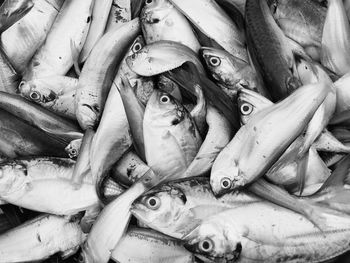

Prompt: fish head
[126,46,151,76]
[144,89,186,127]
[141,0,172,24]
[131,186,190,235]
[0,161,28,194]
[18,80,58,105]
[237,88,273,125]
[76,103,99,130]
[184,221,242,263]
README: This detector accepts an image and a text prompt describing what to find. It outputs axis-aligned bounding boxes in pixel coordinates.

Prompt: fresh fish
[189,85,206,137]
[126,40,205,77]
[0,0,34,33]
[1,0,64,75]
[73,18,140,186]
[184,202,350,263]
[0,47,20,94]
[201,47,268,99]
[105,0,131,32]
[0,157,99,215]
[24,0,94,80]
[19,76,78,119]
[245,0,301,101]
[65,138,82,159]
[132,177,260,239]
[79,0,113,63]
[111,227,194,263]
[0,91,82,144]
[268,0,326,61]
[334,73,350,113]
[321,0,350,76]
[0,215,85,263]
[210,82,328,195]
[169,0,247,61]
[141,0,200,53]
[143,89,202,181]
[0,109,67,158]
[215,0,246,15]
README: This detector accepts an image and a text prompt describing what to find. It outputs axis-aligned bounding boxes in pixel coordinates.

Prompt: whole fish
[131,177,260,239]
[245,0,301,101]
[143,89,202,181]
[0,157,99,215]
[268,0,326,61]
[111,227,194,263]
[19,76,78,119]
[141,0,200,53]
[0,0,34,33]
[79,0,113,63]
[1,0,64,74]
[73,18,140,185]
[24,0,94,80]
[126,40,205,76]
[0,215,85,263]
[0,109,67,158]
[169,0,246,61]
[210,82,328,195]
[201,47,268,98]
[184,202,350,263]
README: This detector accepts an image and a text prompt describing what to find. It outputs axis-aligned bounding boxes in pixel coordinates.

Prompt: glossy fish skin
[0,157,99,215]
[24,0,94,80]
[131,177,260,239]
[269,0,326,61]
[126,40,206,77]
[169,0,247,61]
[245,0,301,102]
[141,0,200,53]
[1,0,64,75]
[143,89,202,182]
[0,215,85,263]
[210,82,328,195]
[111,227,194,263]
[184,202,350,263]
[0,47,20,94]
[0,109,67,158]
[0,0,34,33]
[19,76,78,120]
[201,47,268,99]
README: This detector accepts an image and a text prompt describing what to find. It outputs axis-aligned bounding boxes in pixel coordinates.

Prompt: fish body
[141,0,200,53]
[0,0,34,33]
[0,47,20,94]
[1,0,64,75]
[0,157,99,215]
[105,0,131,33]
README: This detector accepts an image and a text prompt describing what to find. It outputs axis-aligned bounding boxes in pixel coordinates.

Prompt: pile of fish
[2,0,350,262]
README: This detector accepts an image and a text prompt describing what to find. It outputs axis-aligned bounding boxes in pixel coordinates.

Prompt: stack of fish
[1,0,350,262]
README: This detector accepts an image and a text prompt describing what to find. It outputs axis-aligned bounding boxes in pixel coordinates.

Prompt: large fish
[245,0,301,101]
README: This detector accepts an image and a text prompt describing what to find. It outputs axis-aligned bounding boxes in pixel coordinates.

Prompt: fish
[201,46,268,99]
[334,73,350,113]
[126,40,205,77]
[131,177,260,239]
[111,227,195,263]
[65,138,82,159]
[23,0,94,80]
[268,0,326,61]
[184,202,350,263]
[105,0,131,33]
[245,0,301,102]
[19,76,78,119]
[0,157,99,215]
[0,214,85,263]
[169,0,247,61]
[0,0,34,33]
[1,0,64,75]
[210,82,328,195]
[79,0,113,63]
[73,18,140,186]
[0,46,20,94]
[321,0,350,76]
[140,0,200,53]
[143,89,202,181]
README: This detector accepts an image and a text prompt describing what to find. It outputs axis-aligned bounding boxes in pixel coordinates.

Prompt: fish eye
[145,0,153,4]
[209,56,221,67]
[221,177,231,189]
[199,239,214,253]
[240,103,253,116]
[160,95,170,104]
[29,91,41,101]
[70,149,77,155]
[132,42,142,53]
[146,196,161,210]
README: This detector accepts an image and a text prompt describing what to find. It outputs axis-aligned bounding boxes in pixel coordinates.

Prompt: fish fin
[296,149,310,196]
[71,128,94,188]
[314,129,350,153]
[70,39,81,77]
[316,154,350,194]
